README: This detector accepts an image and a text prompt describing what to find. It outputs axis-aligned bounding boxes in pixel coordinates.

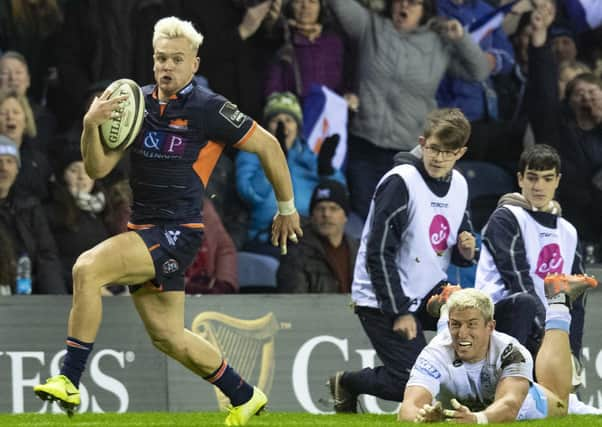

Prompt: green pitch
[0,413,602,426]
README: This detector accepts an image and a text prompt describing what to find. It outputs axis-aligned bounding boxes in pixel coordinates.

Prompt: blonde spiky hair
[447,289,494,322]
[153,16,203,52]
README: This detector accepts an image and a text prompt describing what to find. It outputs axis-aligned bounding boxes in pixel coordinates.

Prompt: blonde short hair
[447,289,494,322]
[152,16,204,52]
[0,90,37,139]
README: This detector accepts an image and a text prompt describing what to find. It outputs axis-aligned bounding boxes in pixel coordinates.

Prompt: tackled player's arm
[80,88,129,179]
[238,123,302,252]
[482,376,530,423]
[398,386,440,422]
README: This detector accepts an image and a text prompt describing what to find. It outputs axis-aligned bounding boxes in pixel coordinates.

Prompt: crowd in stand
[0,0,601,297]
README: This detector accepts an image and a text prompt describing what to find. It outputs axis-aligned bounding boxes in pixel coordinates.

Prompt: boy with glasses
[328,108,477,412]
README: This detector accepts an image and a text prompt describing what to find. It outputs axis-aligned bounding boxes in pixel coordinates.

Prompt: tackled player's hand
[415,401,444,423]
[444,398,478,423]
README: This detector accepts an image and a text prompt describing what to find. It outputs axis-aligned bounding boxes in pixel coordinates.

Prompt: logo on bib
[429,214,450,254]
[535,243,564,279]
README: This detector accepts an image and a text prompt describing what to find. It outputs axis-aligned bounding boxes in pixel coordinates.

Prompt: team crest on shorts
[162,258,179,274]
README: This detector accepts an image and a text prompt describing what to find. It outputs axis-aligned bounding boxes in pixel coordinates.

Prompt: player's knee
[72,251,97,290]
[149,330,185,356]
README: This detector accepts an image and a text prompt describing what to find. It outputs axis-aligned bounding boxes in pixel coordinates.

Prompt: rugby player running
[34,16,302,426]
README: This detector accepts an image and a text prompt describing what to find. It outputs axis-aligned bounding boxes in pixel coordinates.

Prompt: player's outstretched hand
[84,87,128,128]
[444,398,480,423]
[415,401,444,423]
[271,210,303,255]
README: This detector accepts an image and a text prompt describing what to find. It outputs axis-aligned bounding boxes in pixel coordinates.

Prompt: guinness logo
[191,312,279,410]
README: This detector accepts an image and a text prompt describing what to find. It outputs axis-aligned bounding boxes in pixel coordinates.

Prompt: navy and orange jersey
[128,80,256,226]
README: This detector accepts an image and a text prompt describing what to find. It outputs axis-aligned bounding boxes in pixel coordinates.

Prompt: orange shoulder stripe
[233,121,257,149]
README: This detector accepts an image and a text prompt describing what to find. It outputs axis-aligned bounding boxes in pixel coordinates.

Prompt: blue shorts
[129,225,203,292]
[516,383,548,420]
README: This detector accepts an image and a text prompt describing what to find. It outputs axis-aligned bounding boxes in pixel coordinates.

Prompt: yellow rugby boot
[34,374,80,417]
[224,387,268,426]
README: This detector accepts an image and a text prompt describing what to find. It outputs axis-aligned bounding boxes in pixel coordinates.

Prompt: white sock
[568,393,602,415]
[545,304,571,333]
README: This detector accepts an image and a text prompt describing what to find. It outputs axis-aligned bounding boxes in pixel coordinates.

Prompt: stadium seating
[237,251,279,293]
[446,233,482,288]
[455,160,516,232]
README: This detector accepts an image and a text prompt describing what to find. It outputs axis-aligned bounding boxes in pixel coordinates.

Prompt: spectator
[475,145,586,363]
[45,145,130,294]
[357,0,385,12]
[51,0,182,130]
[0,89,52,201]
[558,60,591,101]
[277,179,359,293]
[264,0,357,109]
[0,0,63,104]
[185,198,239,294]
[0,135,65,294]
[0,51,58,149]
[0,222,16,295]
[0,51,57,152]
[327,108,477,413]
[549,22,578,64]
[436,0,515,123]
[325,0,489,219]
[187,0,283,123]
[236,91,345,257]
[525,3,602,251]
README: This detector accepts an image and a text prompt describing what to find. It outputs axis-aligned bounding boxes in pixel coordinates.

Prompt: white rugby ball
[99,78,145,150]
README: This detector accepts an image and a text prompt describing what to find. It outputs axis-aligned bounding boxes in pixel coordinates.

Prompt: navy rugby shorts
[129,224,203,292]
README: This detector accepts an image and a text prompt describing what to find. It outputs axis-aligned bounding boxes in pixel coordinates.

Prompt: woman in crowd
[0,89,52,201]
[324,0,489,219]
[264,0,358,109]
[45,145,131,294]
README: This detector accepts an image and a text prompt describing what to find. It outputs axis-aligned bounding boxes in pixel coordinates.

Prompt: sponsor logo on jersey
[168,118,189,130]
[162,258,179,274]
[535,243,564,279]
[500,343,527,369]
[137,131,188,159]
[429,214,450,254]
[430,201,449,208]
[415,357,442,379]
[164,230,181,246]
[219,102,246,128]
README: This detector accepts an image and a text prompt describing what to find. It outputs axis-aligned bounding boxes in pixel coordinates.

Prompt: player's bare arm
[399,385,444,422]
[444,376,529,423]
[238,124,303,254]
[80,87,129,179]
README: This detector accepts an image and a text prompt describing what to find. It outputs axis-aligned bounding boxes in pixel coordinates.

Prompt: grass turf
[0,413,602,426]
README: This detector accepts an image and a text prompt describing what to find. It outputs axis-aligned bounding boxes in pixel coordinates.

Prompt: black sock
[204,360,254,406]
[60,337,94,387]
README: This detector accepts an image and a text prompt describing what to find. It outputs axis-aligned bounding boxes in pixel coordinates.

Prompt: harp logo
[191,312,279,410]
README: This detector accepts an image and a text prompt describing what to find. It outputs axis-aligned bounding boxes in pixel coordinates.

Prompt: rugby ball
[99,78,145,150]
